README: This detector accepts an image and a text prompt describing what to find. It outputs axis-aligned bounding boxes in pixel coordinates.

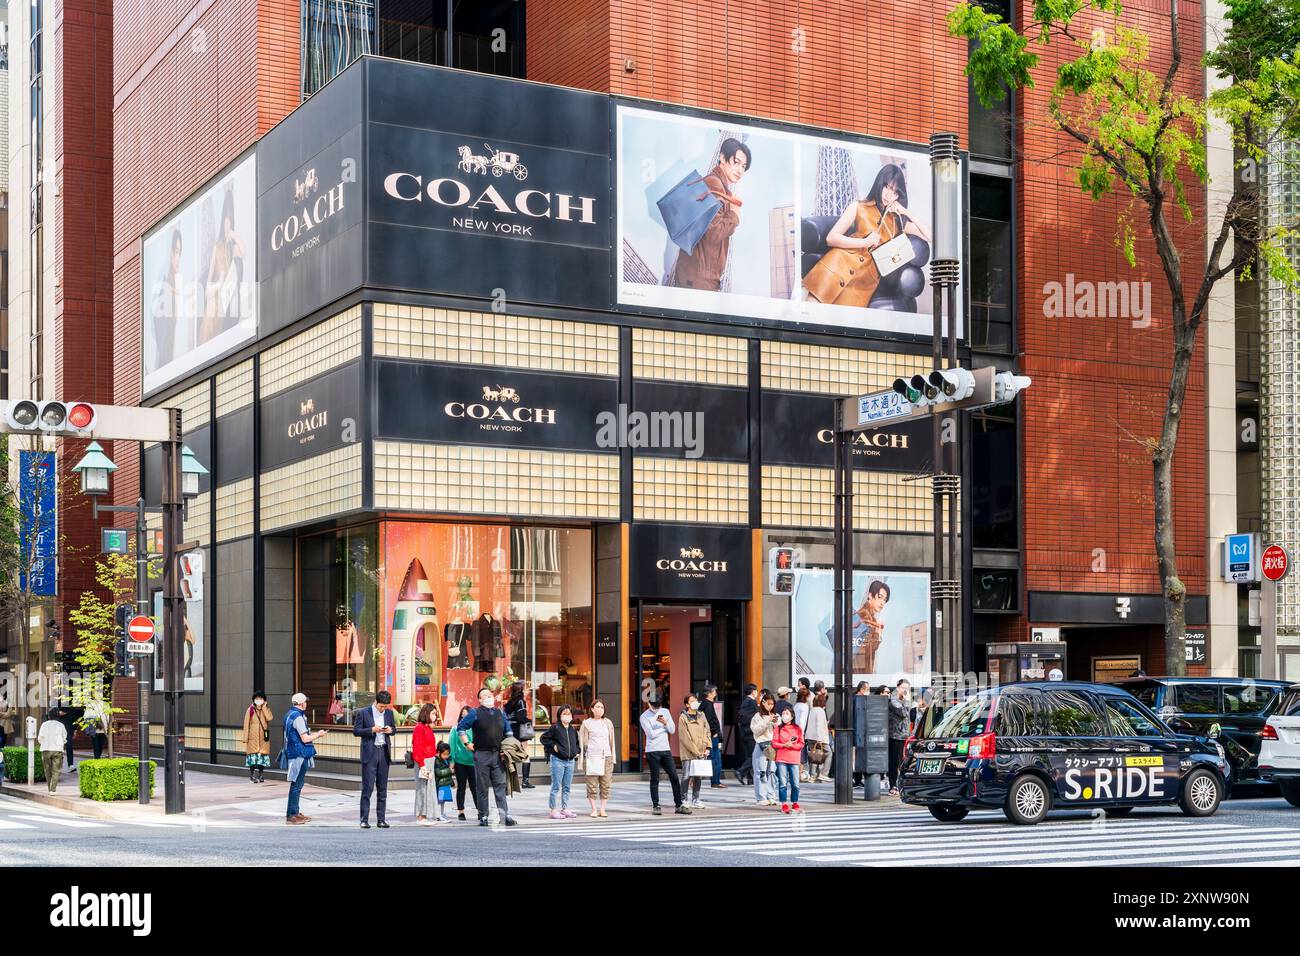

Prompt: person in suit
[668,138,750,291]
[354,689,397,828]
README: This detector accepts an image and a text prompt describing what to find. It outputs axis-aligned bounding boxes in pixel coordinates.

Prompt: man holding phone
[354,689,397,828]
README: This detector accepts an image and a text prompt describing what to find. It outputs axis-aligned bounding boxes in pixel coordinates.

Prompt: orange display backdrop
[381,522,514,718]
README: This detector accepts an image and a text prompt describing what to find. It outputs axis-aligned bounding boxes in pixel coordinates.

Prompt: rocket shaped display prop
[391,557,438,708]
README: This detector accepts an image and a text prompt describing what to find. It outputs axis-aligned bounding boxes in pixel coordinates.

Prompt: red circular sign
[127,616,155,641]
[1262,545,1289,582]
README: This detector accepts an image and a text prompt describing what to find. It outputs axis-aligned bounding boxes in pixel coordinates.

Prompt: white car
[1258,683,1300,807]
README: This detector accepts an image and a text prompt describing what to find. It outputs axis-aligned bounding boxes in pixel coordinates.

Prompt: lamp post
[70,423,203,812]
[929,132,964,683]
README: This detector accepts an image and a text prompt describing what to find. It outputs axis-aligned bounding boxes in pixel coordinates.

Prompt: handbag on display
[871,231,914,278]
[656,170,723,255]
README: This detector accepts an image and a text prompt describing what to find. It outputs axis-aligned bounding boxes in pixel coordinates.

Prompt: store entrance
[631,600,743,770]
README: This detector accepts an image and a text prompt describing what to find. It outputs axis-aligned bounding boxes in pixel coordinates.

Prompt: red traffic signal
[2,399,97,435]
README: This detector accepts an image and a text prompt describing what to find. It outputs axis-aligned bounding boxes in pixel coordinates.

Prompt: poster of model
[141,152,257,395]
[790,568,931,687]
[152,549,205,692]
[616,104,957,338]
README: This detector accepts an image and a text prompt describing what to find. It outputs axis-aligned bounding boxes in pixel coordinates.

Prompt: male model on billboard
[852,580,890,674]
[668,138,751,291]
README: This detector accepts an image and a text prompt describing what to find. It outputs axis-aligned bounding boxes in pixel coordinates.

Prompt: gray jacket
[888,696,911,740]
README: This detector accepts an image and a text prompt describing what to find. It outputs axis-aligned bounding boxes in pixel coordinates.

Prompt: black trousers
[888,738,905,789]
[737,729,755,778]
[646,750,682,808]
[360,752,390,823]
[454,762,479,811]
[474,749,510,820]
[91,733,106,760]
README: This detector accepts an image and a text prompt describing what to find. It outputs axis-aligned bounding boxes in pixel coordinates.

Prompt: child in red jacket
[772,703,805,813]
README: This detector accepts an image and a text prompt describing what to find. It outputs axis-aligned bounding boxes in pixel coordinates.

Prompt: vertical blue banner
[19,450,57,597]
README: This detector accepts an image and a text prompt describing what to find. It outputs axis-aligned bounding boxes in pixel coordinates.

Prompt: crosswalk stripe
[0,818,36,830]
[9,813,108,828]
[812,835,1300,866]
[677,824,1291,853]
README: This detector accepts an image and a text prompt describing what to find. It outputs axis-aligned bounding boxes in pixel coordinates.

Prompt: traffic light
[113,605,132,677]
[4,399,97,436]
[927,368,976,403]
[892,374,938,405]
[993,373,1033,404]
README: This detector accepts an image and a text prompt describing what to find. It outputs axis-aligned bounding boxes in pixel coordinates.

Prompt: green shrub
[2,747,45,783]
[77,758,155,801]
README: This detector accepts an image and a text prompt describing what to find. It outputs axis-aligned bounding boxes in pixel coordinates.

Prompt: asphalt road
[2,790,1297,867]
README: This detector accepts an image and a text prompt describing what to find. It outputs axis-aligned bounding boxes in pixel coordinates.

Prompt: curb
[0,783,159,822]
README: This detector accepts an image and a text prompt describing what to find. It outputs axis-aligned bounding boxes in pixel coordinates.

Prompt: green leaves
[949,3,1038,107]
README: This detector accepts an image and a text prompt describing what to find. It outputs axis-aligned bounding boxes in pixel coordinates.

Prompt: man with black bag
[734,683,758,785]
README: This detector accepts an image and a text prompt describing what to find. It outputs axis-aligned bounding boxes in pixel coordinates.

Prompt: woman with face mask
[678,694,713,810]
[749,690,779,806]
[242,692,273,783]
[772,700,806,814]
[540,705,581,819]
[579,699,617,818]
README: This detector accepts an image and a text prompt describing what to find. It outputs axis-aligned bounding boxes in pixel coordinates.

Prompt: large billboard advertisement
[790,568,931,688]
[616,105,958,338]
[142,152,258,395]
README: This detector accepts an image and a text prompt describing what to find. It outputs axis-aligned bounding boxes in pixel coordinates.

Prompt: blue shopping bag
[656,169,723,255]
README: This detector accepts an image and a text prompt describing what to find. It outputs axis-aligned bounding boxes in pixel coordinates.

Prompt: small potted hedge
[78,758,155,801]
[2,747,46,784]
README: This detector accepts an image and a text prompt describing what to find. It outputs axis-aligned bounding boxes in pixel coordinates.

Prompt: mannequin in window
[472,613,504,669]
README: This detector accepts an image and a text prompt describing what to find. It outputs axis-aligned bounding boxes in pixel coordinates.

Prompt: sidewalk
[0,760,903,827]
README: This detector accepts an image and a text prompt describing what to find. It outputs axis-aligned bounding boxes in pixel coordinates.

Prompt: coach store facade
[137,57,970,772]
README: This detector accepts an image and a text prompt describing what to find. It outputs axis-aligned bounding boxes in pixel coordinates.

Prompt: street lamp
[180,444,207,499]
[70,441,117,497]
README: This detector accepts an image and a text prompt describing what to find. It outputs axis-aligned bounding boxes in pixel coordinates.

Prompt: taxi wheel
[1103,807,1134,818]
[928,804,969,823]
[1003,774,1051,825]
[1278,781,1300,808]
[1179,768,1222,817]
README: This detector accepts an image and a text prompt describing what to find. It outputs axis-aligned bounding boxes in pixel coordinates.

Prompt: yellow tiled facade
[762,465,940,532]
[374,304,619,376]
[633,457,748,524]
[634,328,748,386]
[374,442,619,519]
[761,340,932,395]
[215,478,255,541]
[261,444,363,531]
[260,306,363,398]
[215,360,255,417]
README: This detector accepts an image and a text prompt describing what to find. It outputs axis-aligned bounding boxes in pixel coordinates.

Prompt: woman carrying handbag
[678,694,714,810]
[242,691,273,783]
[579,699,616,818]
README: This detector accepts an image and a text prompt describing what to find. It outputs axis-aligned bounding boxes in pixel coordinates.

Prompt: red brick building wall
[52,1,117,640]
[108,0,301,748]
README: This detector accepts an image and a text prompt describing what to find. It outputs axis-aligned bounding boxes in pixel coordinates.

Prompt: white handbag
[685,758,713,778]
[871,232,914,277]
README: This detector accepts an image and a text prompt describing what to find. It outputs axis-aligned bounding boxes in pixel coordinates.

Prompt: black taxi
[899,681,1232,825]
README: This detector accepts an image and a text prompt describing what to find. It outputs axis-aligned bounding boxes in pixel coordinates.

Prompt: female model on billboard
[802,164,931,307]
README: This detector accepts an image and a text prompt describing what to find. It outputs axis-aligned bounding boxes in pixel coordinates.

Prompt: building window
[970,173,1013,352]
[378,0,525,79]
[967,0,1012,160]
[301,0,375,99]
[972,401,1018,550]
[299,521,592,729]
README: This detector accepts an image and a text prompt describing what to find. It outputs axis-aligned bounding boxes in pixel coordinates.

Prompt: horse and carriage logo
[481,386,521,403]
[457,143,529,181]
[679,547,704,559]
[300,399,315,416]
[293,168,320,202]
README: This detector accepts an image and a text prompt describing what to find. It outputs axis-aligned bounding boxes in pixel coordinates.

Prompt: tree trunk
[1154,332,1195,677]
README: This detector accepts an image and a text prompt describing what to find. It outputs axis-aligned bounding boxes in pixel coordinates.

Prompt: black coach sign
[375,360,618,453]
[762,390,933,472]
[366,58,611,310]
[260,362,362,471]
[630,523,752,601]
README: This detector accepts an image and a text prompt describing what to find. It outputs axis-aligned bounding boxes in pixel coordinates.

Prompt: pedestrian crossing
[527,806,1300,866]
[0,797,243,830]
